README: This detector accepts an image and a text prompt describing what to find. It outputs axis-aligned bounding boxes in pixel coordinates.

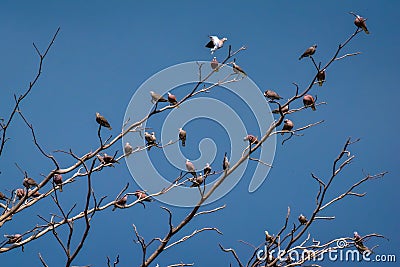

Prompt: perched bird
[223,152,230,171]
[299,44,317,60]
[150,91,168,104]
[96,112,112,130]
[205,35,228,54]
[244,134,259,144]
[298,214,308,225]
[203,163,212,178]
[133,190,153,202]
[190,174,205,187]
[0,192,7,201]
[272,104,289,114]
[232,62,247,76]
[350,12,370,34]
[186,159,197,177]
[124,142,133,157]
[145,131,157,150]
[167,92,179,107]
[53,174,63,192]
[103,153,119,164]
[264,90,283,100]
[303,95,316,111]
[15,188,26,200]
[354,232,370,253]
[179,128,186,147]
[113,194,128,211]
[4,234,22,244]
[211,57,219,71]
[23,177,38,188]
[265,230,277,244]
[317,69,326,86]
[281,119,294,135]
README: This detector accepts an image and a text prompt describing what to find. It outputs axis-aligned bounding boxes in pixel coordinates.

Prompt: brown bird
[211,57,219,71]
[167,92,179,107]
[205,36,228,54]
[103,153,119,164]
[232,62,247,76]
[179,128,186,147]
[265,230,278,244]
[298,214,308,225]
[29,190,41,198]
[5,234,22,244]
[299,44,317,60]
[113,194,128,211]
[203,163,212,177]
[244,134,259,144]
[15,188,26,200]
[303,95,316,111]
[23,177,38,188]
[264,90,283,100]
[317,69,326,86]
[0,192,7,201]
[144,131,157,150]
[350,12,370,34]
[96,112,112,130]
[53,174,63,192]
[133,190,153,202]
[272,104,289,114]
[281,119,294,135]
[190,174,205,187]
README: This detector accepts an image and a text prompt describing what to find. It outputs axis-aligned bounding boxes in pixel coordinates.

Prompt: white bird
[124,142,133,157]
[205,35,228,54]
[186,159,197,177]
[150,91,168,104]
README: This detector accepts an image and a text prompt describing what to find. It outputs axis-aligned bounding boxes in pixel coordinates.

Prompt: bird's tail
[318,80,323,86]
[182,141,185,147]
[311,104,316,111]
[362,26,370,34]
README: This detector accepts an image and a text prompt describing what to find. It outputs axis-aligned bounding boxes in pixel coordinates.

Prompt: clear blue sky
[0,1,398,266]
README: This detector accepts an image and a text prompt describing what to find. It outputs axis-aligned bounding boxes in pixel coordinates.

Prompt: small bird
[103,153,119,164]
[317,69,326,86]
[124,142,133,157]
[4,234,22,244]
[186,159,197,177]
[303,95,316,111]
[53,174,63,192]
[133,190,153,202]
[298,214,308,225]
[203,163,212,178]
[113,194,128,211]
[96,112,112,130]
[167,92,179,107]
[281,119,294,135]
[350,12,370,34]
[232,62,247,76]
[23,177,38,188]
[205,35,228,54]
[264,90,283,100]
[265,230,277,244]
[0,192,7,201]
[272,104,289,114]
[150,91,168,104]
[144,131,157,150]
[299,44,317,60]
[223,152,230,171]
[244,134,259,144]
[354,231,371,253]
[15,188,26,200]
[179,128,186,147]
[190,174,205,187]
[211,57,219,71]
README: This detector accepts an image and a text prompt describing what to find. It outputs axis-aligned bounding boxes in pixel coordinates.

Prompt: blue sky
[0,1,398,266]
